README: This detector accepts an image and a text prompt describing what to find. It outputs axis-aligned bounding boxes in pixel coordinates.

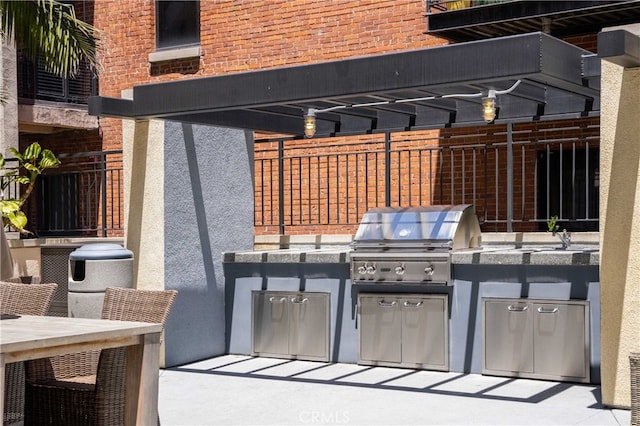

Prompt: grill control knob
[424,265,434,275]
[357,265,367,275]
[366,264,376,275]
[394,264,405,276]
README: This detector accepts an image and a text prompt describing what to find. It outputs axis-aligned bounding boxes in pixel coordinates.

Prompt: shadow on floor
[165,355,595,406]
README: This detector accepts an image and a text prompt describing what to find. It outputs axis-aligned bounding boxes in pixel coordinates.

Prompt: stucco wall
[123,118,255,367]
[162,123,255,367]
[599,25,640,408]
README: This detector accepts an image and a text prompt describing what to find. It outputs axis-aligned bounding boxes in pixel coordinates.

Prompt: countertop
[223,245,599,266]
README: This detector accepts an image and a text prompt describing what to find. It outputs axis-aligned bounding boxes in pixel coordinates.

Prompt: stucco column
[599,26,640,408]
[121,94,166,291]
[121,88,166,365]
[1,40,18,279]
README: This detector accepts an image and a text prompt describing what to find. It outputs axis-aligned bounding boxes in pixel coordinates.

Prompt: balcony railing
[3,126,600,238]
[426,0,625,14]
[4,151,124,238]
[255,121,600,235]
[426,0,640,42]
[427,0,507,14]
[17,50,98,104]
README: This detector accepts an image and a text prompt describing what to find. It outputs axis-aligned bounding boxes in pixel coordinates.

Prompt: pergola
[88,30,640,233]
[88,31,637,137]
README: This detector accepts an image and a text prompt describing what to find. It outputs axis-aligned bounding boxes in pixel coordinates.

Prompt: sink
[511,246,598,253]
[505,248,552,254]
[512,247,546,253]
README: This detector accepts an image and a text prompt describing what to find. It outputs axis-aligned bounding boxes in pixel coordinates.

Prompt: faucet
[547,215,571,249]
[554,229,571,249]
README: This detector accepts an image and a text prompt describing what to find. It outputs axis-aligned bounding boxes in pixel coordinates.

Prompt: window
[156,1,200,50]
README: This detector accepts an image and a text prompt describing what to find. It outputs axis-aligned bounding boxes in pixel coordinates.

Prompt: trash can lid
[70,243,133,260]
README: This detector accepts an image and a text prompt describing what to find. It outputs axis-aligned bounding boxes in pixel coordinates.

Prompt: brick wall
[22,129,102,155]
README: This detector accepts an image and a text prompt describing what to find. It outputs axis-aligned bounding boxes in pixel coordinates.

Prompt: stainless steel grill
[350,204,481,285]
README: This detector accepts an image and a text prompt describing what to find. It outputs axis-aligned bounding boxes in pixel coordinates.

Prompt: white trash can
[68,243,133,318]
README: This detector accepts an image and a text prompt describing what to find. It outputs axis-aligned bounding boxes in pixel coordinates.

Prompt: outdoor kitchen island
[223,231,600,384]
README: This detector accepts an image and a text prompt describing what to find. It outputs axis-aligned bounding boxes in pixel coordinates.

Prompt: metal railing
[4,150,124,237]
[427,0,509,14]
[4,126,600,237]
[255,123,600,234]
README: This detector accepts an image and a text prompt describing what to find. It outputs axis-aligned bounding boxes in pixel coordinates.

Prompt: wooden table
[0,315,163,425]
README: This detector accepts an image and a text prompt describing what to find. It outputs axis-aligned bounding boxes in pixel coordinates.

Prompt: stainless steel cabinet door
[252,292,290,356]
[401,296,448,368]
[290,293,330,361]
[533,302,588,379]
[359,295,402,363]
[484,300,534,373]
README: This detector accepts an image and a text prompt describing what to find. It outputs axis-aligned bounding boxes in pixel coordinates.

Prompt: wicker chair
[4,276,42,284]
[24,287,177,426]
[0,281,57,426]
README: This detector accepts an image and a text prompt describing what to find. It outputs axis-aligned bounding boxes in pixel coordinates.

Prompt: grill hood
[351,204,482,251]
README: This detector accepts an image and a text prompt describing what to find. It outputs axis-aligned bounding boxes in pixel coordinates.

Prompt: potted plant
[1,142,60,279]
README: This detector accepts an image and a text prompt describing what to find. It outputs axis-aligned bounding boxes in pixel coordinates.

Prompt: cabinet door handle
[537,307,559,314]
[403,301,423,308]
[269,296,287,303]
[507,305,528,312]
[291,297,309,304]
[378,300,397,307]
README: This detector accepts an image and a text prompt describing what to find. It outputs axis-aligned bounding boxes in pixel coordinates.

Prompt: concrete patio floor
[158,354,631,425]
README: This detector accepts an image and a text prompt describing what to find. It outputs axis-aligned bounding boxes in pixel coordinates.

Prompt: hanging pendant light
[482,90,497,123]
[304,109,317,138]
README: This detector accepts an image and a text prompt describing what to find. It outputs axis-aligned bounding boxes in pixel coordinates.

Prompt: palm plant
[0,0,100,78]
